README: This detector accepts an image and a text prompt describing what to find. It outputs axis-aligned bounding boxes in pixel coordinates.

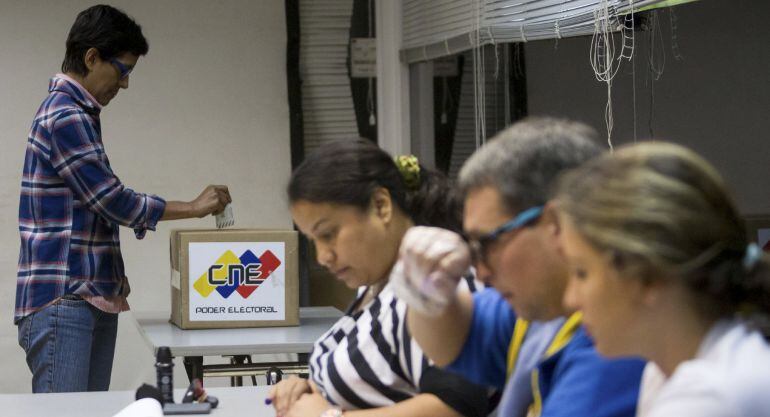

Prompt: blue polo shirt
[447,288,645,417]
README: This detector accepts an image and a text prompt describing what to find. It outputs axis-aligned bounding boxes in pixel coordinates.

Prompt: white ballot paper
[112,398,163,417]
[215,203,234,229]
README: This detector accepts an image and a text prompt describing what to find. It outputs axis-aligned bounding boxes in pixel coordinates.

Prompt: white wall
[525,0,770,214]
[0,0,291,393]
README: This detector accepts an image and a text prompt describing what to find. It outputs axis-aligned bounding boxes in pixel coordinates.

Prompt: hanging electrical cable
[589,0,636,150]
[366,0,375,126]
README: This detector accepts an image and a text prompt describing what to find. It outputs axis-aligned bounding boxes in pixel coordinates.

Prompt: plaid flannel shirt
[16,75,166,323]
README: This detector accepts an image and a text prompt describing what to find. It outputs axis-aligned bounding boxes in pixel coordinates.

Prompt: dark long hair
[288,139,462,232]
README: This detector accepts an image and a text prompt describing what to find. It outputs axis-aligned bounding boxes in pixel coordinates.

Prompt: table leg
[183,356,204,383]
[244,355,258,386]
[298,352,310,378]
[230,356,243,387]
[229,355,254,386]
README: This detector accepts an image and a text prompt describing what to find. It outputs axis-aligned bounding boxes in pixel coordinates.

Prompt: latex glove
[392,226,471,316]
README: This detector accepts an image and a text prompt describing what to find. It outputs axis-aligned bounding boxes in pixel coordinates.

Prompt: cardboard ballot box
[170,229,299,329]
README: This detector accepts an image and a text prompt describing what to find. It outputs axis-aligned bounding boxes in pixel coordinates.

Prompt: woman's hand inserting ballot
[391,226,472,316]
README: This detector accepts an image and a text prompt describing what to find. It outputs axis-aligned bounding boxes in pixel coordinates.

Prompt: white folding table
[1,385,274,417]
[132,306,342,384]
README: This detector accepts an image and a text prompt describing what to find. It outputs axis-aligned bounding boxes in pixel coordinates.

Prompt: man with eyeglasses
[393,117,645,417]
[16,5,231,393]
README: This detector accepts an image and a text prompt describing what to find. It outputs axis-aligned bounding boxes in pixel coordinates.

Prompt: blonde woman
[555,142,770,416]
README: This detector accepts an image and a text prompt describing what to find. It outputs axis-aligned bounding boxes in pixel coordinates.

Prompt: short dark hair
[287,139,463,233]
[61,4,149,76]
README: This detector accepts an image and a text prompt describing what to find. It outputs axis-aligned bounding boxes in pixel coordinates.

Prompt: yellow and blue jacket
[446,288,645,417]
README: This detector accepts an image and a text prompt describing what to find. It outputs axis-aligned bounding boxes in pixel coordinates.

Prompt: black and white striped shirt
[309,278,488,416]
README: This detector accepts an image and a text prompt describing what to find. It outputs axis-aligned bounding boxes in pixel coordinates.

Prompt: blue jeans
[17,296,119,393]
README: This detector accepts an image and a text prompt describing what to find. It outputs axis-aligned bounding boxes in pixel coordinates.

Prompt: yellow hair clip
[394,155,420,190]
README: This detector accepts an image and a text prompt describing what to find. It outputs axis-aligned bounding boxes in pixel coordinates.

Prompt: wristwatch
[320,407,344,417]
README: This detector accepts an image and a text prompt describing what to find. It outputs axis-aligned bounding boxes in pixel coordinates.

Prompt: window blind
[449,47,511,179]
[299,0,360,154]
[402,0,671,63]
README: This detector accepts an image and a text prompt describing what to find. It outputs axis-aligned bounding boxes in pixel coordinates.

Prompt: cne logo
[193,249,281,299]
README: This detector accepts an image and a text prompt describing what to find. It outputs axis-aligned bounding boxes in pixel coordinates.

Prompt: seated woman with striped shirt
[267,139,490,417]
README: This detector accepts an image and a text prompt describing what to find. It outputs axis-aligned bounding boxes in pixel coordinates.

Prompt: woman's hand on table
[285,381,334,417]
[267,376,312,417]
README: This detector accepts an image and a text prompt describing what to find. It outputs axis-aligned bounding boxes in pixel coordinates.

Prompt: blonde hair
[556,142,770,332]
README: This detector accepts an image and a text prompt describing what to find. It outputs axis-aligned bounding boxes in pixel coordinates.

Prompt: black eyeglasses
[109,58,133,80]
[465,206,543,265]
